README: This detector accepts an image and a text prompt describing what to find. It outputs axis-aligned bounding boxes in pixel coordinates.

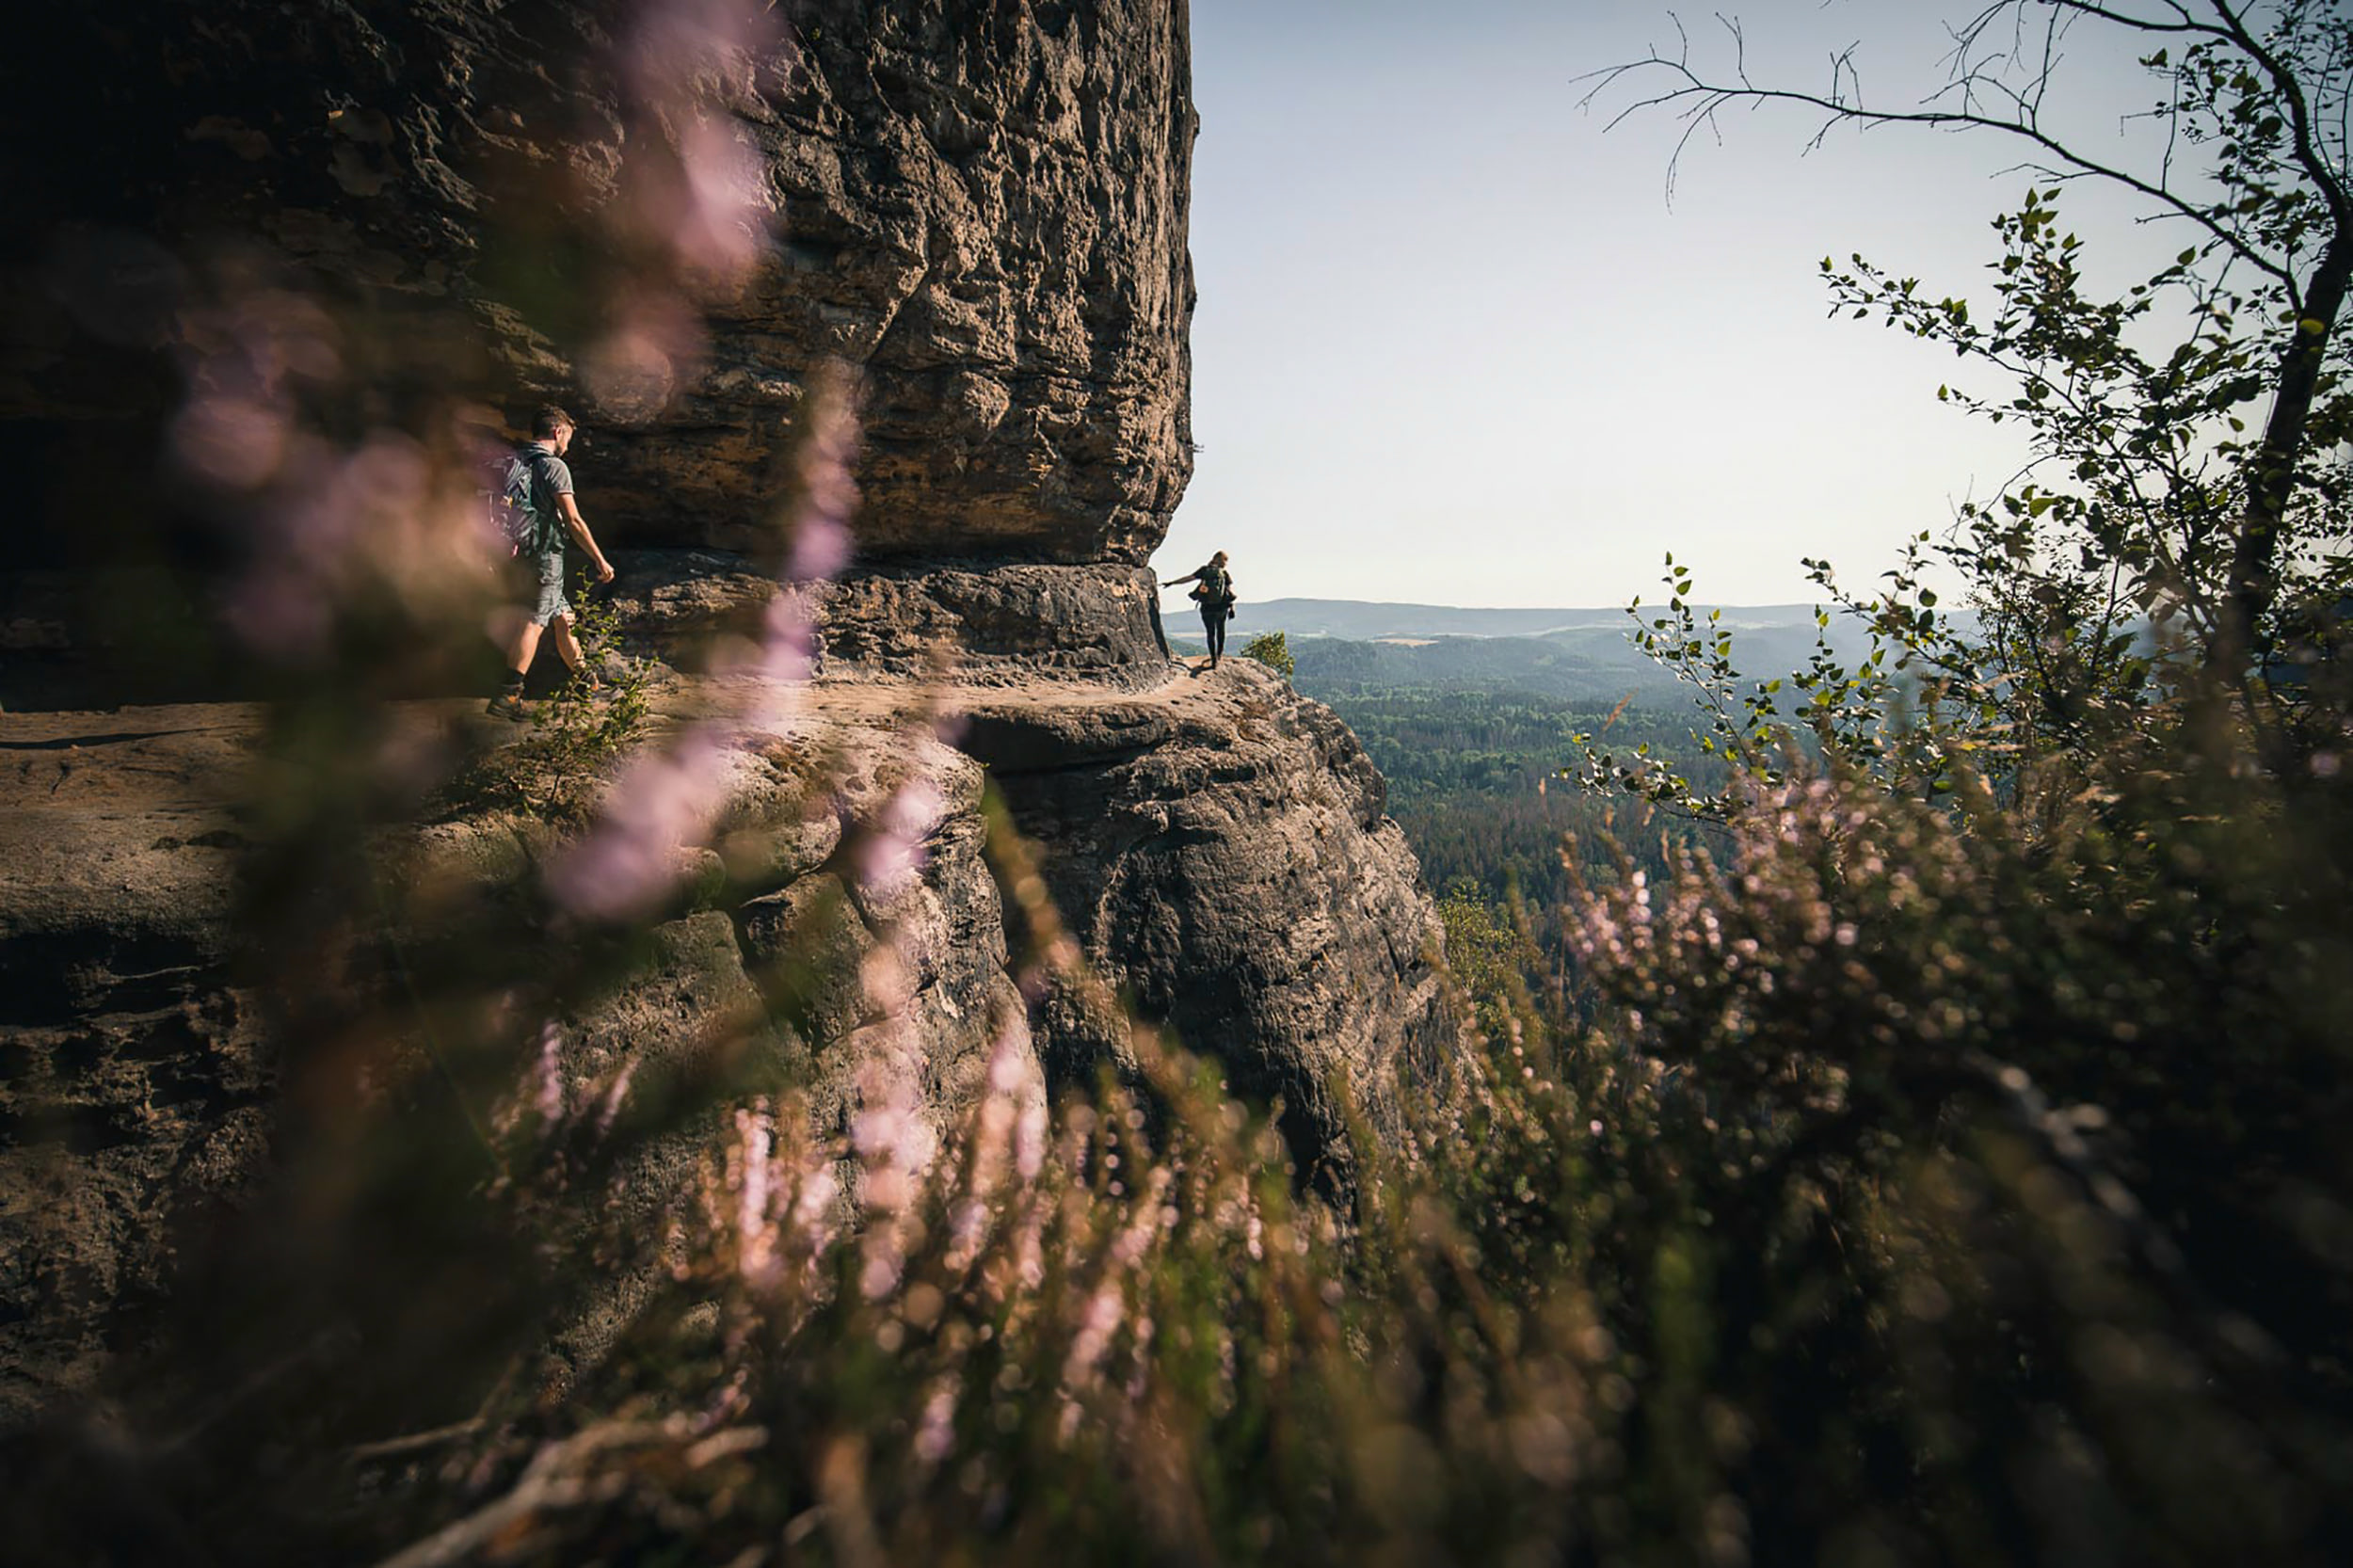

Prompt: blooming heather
[545,372,861,921]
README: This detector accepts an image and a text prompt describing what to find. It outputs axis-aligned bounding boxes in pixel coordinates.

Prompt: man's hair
[532,405,574,439]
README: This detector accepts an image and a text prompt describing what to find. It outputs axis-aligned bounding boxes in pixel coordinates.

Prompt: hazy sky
[1157,0,2189,608]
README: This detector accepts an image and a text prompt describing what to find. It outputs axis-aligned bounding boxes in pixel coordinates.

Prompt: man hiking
[1162,551,1235,672]
[488,405,616,720]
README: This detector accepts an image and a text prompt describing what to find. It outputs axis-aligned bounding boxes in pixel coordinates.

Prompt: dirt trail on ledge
[0,660,1249,810]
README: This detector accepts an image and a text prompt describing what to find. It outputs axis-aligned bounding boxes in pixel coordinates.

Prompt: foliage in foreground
[440,584,657,824]
[19,684,2351,1567]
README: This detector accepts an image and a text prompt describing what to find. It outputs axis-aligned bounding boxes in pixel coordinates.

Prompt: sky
[1157,0,2194,609]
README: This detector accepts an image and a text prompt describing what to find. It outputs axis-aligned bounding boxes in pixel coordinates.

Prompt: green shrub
[1241,630,1294,678]
[441,584,654,823]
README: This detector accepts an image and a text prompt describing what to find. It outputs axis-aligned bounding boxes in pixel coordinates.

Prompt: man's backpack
[487,447,554,556]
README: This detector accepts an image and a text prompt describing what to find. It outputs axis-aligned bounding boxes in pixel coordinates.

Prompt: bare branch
[1579,51,2299,290]
[2208,0,2353,239]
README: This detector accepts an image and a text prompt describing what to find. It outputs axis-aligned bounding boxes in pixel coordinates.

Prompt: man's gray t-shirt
[523,444,574,560]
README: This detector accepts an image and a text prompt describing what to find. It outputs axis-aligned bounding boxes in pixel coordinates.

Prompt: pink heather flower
[736,1103,776,1283]
[173,394,289,490]
[1013,1208,1046,1292]
[582,295,706,423]
[947,1193,992,1267]
[220,569,332,663]
[788,507,853,584]
[788,1160,840,1274]
[914,1381,960,1465]
[850,1102,918,1166]
[790,389,862,552]
[756,591,822,685]
[986,1027,1032,1096]
[617,0,781,288]
[532,1021,567,1128]
[859,1233,906,1302]
[545,373,859,920]
[623,0,775,103]
[545,733,726,922]
[1015,1096,1048,1184]
[671,117,769,281]
[212,431,430,661]
[593,1059,637,1140]
[863,1164,917,1212]
[854,778,947,897]
[964,1016,1042,1216]
[1064,1284,1127,1388]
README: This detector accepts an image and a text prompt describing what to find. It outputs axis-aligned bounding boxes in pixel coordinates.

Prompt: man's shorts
[529,551,574,628]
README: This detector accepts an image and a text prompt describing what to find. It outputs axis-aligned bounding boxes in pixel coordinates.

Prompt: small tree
[1584,1,2353,789]
[1241,629,1296,678]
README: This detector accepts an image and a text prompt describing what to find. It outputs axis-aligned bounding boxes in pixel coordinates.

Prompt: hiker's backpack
[1191,565,1235,611]
[487,447,554,556]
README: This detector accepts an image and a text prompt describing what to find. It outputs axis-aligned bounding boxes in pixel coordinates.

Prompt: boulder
[964,663,1456,1191]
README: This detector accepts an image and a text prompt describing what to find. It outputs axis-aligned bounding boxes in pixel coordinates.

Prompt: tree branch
[1582,56,2301,290]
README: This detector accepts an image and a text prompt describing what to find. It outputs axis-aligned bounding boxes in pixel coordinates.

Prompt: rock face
[0,697,1047,1426]
[0,718,272,1426]
[966,663,1454,1190]
[4,0,1195,569]
[0,0,1460,1432]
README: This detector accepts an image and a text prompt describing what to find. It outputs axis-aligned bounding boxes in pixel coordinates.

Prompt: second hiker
[1162,551,1237,672]
[488,405,616,720]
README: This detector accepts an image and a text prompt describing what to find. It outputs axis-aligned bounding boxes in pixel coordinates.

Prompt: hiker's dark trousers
[1200,606,1227,662]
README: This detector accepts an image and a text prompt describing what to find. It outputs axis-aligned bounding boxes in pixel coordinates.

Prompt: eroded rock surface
[0,694,1042,1425]
[966,663,1454,1188]
[6,0,1195,568]
[0,713,272,1428]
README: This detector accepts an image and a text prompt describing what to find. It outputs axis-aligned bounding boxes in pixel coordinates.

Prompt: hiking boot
[487,693,531,723]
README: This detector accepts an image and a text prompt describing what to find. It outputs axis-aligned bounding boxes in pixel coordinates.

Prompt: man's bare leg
[546,614,586,674]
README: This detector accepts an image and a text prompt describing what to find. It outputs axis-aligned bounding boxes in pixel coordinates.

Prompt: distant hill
[1160,596,1896,705]
[1218,598,1833,643]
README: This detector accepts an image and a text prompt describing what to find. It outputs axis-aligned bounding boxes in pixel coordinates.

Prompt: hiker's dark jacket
[1172,563,1234,614]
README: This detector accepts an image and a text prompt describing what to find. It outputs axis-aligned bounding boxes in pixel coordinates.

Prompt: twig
[345,1416,488,1464]
[369,1420,674,1568]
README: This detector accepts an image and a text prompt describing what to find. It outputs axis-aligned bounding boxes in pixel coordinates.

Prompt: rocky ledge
[0,655,1451,1426]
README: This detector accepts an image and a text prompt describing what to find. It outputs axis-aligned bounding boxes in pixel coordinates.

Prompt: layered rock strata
[0,659,1455,1422]
[965,662,1454,1189]
[0,694,1043,1425]
[4,0,1195,569]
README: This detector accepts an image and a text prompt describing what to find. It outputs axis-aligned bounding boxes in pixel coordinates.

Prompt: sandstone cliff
[4,0,1193,569]
[0,0,1456,1430]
